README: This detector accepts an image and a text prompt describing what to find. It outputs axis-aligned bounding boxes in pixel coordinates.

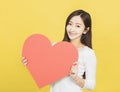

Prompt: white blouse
[50,46,97,92]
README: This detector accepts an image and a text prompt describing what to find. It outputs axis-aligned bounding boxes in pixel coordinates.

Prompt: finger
[22,57,25,61]
[70,68,75,74]
[22,57,25,60]
[24,62,28,66]
[72,66,74,68]
[22,59,27,63]
[71,68,73,71]
[70,71,75,75]
[23,59,27,62]
[71,67,74,71]
[73,62,78,65]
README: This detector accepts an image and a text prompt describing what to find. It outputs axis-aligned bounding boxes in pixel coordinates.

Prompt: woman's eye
[76,25,80,28]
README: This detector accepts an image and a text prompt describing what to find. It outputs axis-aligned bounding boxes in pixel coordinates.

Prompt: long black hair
[62,9,92,49]
[63,9,92,79]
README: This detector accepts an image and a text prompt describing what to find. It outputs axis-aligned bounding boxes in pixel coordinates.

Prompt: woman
[50,9,96,92]
[22,9,97,92]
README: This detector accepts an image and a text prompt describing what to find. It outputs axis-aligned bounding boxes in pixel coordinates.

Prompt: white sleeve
[83,50,97,90]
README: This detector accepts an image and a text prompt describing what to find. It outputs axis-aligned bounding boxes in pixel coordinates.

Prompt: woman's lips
[68,32,77,36]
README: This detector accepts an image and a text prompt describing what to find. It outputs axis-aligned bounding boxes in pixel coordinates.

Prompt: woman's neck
[70,38,85,49]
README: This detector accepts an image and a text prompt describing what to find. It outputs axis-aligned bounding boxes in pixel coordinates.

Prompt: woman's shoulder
[78,46,96,65]
[81,46,96,56]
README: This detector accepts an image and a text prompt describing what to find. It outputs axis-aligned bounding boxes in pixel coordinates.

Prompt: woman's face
[66,15,85,41]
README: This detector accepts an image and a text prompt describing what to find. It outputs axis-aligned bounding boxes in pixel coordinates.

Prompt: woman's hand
[70,62,78,81]
[21,57,28,66]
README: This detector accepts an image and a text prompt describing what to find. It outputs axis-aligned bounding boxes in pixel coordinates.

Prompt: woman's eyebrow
[76,23,81,25]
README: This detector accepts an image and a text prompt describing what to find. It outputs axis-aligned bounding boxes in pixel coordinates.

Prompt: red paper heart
[22,34,78,88]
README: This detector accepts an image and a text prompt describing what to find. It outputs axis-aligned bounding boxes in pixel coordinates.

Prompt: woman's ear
[83,27,90,34]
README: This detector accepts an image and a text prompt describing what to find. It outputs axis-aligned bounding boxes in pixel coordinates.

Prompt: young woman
[22,9,97,92]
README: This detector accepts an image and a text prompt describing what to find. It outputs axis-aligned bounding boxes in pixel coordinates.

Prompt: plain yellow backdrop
[0,0,120,92]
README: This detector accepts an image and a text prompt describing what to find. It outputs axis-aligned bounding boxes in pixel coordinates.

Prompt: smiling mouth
[68,32,77,36]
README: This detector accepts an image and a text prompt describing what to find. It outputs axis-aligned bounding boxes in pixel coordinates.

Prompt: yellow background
[0,0,120,92]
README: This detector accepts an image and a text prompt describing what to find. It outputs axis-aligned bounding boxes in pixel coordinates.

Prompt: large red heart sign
[22,34,78,88]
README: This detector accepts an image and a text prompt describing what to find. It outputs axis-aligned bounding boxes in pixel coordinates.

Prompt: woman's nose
[70,26,75,32]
